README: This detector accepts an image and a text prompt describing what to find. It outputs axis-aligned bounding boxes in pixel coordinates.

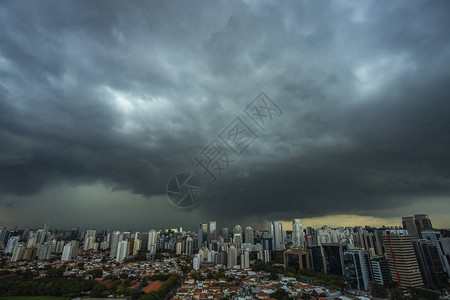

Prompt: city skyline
[1,1,450,230]
[2,213,449,233]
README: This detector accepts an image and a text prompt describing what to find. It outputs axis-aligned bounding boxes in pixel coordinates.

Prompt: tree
[301,293,312,300]
[46,266,66,277]
[269,272,278,280]
[390,288,405,300]
[270,288,292,300]
[91,283,109,298]
[371,282,387,298]
[88,268,103,279]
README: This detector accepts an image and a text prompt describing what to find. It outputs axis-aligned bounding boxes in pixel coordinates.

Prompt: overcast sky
[1,0,450,231]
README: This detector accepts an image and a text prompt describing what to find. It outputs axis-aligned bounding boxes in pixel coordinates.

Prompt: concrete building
[284,247,310,271]
[343,249,371,291]
[292,219,305,248]
[370,255,391,285]
[413,239,447,286]
[383,230,423,289]
[61,243,73,261]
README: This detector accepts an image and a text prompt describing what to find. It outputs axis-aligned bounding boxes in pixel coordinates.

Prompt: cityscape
[0,214,449,299]
[2,0,450,300]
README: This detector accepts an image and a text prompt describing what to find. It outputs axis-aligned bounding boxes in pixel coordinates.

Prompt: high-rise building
[402,216,420,239]
[84,236,96,251]
[61,243,73,261]
[241,249,250,269]
[370,256,391,285]
[414,214,433,234]
[193,254,200,270]
[84,229,96,246]
[132,239,141,256]
[292,219,305,248]
[383,230,423,289]
[261,234,273,253]
[116,240,129,262]
[269,221,285,251]
[55,240,65,254]
[198,223,208,248]
[227,246,238,268]
[413,239,447,286]
[343,249,371,291]
[38,241,53,260]
[70,240,80,258]
[70,227,80,241]
[244,226,254,245]
[0,227,7,246]
[421,230,450,277]
[284,247,310,271]
[110,231,122,258]
[185,237,194,256]
[322,243,347,275]
[221,228,229,239]
[176,241,182,255]
[148,229,159,254]
[5,236,20,254]
[307,246,324,273]
[43,223,50,233]
[233,225,242,235]
[11,243,26,262]
[402,214,433,240]
[208,221,216,242]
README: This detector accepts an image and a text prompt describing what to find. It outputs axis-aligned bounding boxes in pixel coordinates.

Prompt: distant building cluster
[1,213,450,298]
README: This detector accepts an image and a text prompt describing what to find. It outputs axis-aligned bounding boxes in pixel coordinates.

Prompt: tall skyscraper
[241,249,250,269]
[370,256,391,285]
[5,236,20,254]
[307,245,324,273]
[421,230,450,277]
[148,229,158,255]
[193,254,200,270]
[322,243,347,275]
[11,243,26,262]
[110,231,122,258]
[0,227,7,246]
[132,239,141,256]
[61,243,73,261]
[343,249,371,291]
[383,230,423,289]
[227,246,237,268]
[221,227,229,239]
[402,216,420,239]
[43,222,50,233]
[244,226,254,244]
[233,225,242,235]
[402,214,433,239]
[84,229,96,251]
[284,247,310,271]
[38,241,52,260]
[208,221,216,242]
[198,223,208,248]
[292,219,305,248]
[414,214,433,234]
[70,227,80,241]
[268,221,285,251]
[116,240,129,262]
[413,239,447,286]
[185,237,194,256]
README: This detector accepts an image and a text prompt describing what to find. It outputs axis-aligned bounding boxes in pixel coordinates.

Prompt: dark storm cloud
[1,0,450,227]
